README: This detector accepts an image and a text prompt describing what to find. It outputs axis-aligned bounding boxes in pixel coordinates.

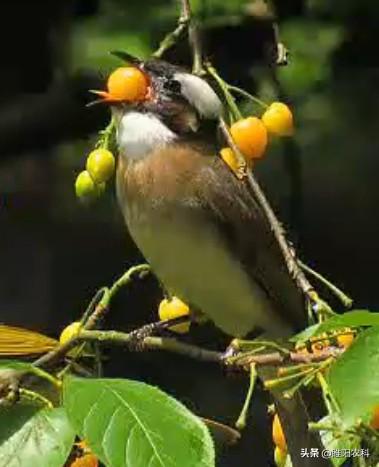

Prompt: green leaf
[327,326,379,427]
[291,310,378,342]
[291,324,319,343]
[0,405,75,467]
[319,415,360,467]
[63,377,215,467]
[0,360,35,371]
[0,359,57,387]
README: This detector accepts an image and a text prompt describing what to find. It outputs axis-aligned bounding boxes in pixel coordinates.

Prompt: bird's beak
[87,89,121,106]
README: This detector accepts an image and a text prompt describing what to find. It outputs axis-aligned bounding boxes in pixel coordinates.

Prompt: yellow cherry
[230,117,268,160]
[272,413,287,452]
[75,171,97,200]
[274,446,287,467]
[59,322,82,345]
[262,102,294,137]
[220,147,240,173]
[158,297,190,334]
[86,148,115,183]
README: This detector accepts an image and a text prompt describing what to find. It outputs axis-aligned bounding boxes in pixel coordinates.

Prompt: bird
[109,54,305,337]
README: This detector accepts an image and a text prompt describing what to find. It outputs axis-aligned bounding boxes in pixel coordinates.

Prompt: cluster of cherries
[75,65,294,201]
[221,102,294,173]
[75,67,148,202]
[270,329,379,466]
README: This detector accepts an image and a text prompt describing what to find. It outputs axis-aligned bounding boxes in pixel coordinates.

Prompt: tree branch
[33,325,343,370]
[218,116,316,301]
[154,0,204,74]
[152,10,189,58]
[33,264,150,369]
[181,0,204,75]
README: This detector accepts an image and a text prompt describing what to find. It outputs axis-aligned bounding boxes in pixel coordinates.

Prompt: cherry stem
[298,260,353,308]
[228,85,268,110]
[206,64,242,121]
[235,363,257,430]
[19,388,54,409]
[97,117,115,150]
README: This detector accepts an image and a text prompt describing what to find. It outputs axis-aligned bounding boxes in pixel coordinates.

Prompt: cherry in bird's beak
[88,50,151,107]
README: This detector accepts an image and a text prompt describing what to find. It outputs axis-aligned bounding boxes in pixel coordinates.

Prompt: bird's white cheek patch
[174,73,223,119]
[117,112,177,160]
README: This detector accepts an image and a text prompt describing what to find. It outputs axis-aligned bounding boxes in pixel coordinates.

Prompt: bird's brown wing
[191,148,305,331]
[117,142,305,332]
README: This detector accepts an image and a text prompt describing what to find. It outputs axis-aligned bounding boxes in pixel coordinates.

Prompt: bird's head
[94,52,223,159]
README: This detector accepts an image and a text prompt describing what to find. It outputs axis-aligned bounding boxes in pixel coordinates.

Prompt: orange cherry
[220,147,239,173]
[262,102,294,137]
[70,454,98,467]
[335,329,355,348]
[370,405,379,430]
[220,147,254,173]
[272,413,287,452]
[310,333,330,354]
[274,446,287,467]
[106,67,148,102]
[230,117,268,160]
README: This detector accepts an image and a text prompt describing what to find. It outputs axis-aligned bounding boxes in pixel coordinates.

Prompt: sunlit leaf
[0,406,75,467]
[319,415,359,467]
[327,326,379,427]
[0,360,35,371]
[291,310,378,342]
[63,376,215,467]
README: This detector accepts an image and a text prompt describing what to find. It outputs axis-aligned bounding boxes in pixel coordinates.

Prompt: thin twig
[218,117,247,179]
[207,65,242,120]
[85,264,150,330]
[33,264,150,369]
[153,13,189,58]
[299,260,353,308]
[19,388,53,409]
[235,363,257,430]
[228,347,343,369]
[245,168,314,294]
[181,0,204,75]
[218,116,316,300]
[228,85,268,110]
[153,0,204,74]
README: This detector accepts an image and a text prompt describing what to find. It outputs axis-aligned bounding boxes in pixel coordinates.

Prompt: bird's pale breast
[116,144,296,337]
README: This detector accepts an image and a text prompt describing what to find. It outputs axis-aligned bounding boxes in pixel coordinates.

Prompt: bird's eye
[164,79,182,94]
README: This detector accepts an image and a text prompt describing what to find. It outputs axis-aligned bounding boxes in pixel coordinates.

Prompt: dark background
[1,0,378,465]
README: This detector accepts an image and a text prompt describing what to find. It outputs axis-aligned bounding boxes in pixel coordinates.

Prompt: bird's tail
[0,324,58,357]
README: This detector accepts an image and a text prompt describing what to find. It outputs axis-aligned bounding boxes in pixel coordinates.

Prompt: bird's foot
[127,322,163,351]
[127,317,190,351]
[221,339,241,365]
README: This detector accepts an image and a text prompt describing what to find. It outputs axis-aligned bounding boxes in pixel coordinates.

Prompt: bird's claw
[127,322,163,351]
